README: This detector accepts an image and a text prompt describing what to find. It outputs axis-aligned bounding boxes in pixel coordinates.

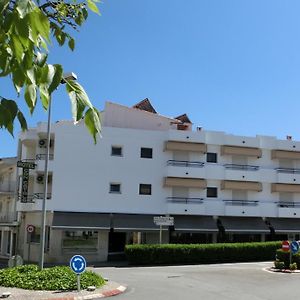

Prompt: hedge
[0,265,105,291]
[125,242,281,265]
[276,249,300,269]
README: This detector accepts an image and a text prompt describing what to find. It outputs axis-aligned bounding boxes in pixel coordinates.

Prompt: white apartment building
[16,99,300,263]
[0,157,18,258]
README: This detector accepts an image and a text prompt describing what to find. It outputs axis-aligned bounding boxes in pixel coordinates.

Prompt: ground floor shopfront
[16,212,300,264]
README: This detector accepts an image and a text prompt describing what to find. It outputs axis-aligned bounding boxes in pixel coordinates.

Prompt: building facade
[16,99,300,263]
[0,157,18,258]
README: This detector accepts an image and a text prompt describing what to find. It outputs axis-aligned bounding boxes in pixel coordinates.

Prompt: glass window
[110,183,121,193]
[141,148,153,159]
[111,146,122,156]
[207,187,218,198]
[62,231,98,251]
[30,227,41,243]
[139,184,152,195]
[207,152,217,163]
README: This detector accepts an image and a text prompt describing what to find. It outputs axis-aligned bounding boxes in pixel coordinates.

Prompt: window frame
[207,187,218,198]
[109,183,121,194]
[139,184,152,195]
[207,152,217,163]
[140,147,153,159]
[111,146,123,157]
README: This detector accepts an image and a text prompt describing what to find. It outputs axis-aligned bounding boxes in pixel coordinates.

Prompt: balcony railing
[223,200,259,206]
[18,193,52,203]
[0,213,16,223]
[277,202,300,208]
[36,154,54,160]
[167,160,205,168]
[167,197,204,204]
[276,168,300,174]
[224,164,259,171]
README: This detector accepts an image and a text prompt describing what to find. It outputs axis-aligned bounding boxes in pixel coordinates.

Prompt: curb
[46,285,127,300]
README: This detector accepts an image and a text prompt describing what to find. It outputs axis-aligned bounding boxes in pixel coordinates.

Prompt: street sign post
[153,216,174,244]
[70,255,87,292]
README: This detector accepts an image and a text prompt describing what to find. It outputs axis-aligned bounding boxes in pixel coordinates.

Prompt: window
[139,184,152,195]
[111,146,122,156]
[207,187,218,198]
[141,147,153,159]
[30,227,41,243]
[62,231,98,251]
[110,183,121,194]
[207,152,217,163]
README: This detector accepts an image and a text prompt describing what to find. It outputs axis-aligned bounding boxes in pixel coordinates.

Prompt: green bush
[274,260,285,270]
[0,265,105,291]
[125,242,281,265]
[276,249,300,269]
[290,262,297,271]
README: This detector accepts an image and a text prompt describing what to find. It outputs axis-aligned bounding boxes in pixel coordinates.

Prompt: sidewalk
[0,281,127,300]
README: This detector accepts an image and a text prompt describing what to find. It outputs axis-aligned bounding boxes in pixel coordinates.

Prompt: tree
[0,0,101,142]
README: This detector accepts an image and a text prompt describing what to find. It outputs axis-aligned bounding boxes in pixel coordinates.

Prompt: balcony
[224,164,259,171]
[0,212,16,223]
[275,168,300,184]
[223,200,260,216]
[276,168,300,174]
[167,197,204,204]
[167,160,205,168]
[18,193,52,203]
[277,202,300,218]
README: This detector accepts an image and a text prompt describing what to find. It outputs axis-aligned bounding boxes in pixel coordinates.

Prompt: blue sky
[1,0,300,157]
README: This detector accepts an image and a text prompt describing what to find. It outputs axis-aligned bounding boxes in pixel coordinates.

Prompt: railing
[0,213,16,223]
[18,193,52,203]
[36,154,54,160]
[224,164,259,171]
[167,160,205,167]
[167,197,204,204]
[277,202,300,208]
[276,168,300,174]
[223,200,259,206]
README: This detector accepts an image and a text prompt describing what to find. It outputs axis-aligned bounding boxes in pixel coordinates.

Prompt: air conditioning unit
[36,175,44,184]
[38,139,54,148]
[38,139,46,148]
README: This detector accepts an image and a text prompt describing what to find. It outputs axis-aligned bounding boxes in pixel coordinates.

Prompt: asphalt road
[93,262,298,300]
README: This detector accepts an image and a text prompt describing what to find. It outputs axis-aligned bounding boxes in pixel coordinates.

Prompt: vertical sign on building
[17,161,36,203]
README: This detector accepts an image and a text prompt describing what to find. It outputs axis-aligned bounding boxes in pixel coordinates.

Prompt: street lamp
[39,72,77,270]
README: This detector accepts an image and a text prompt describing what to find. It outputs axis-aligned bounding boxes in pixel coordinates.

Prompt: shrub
[274,260,285,270]
[0,265,105,291]
[276,249,300,269]
[125,241,281,265]
[290,262,297,271]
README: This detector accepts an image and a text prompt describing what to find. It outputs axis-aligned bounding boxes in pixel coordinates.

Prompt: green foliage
[290,262,297,271]
[276,249,300,269]
[0,0,101,142]
[125,242,282,265]
[0,264,105,291]
[274,260,285,270]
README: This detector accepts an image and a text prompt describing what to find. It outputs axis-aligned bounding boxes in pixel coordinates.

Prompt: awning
[272,150,300,160]
[267,218,300,233]
[221,180,262,192]
[221,145,262,158]
[52,211,111,230]
[173,216,218,232]
[218,217,270,233]
[165,141,207,153]
[164,177,207,189]
[271,183,300,193]
[113,214,166,231]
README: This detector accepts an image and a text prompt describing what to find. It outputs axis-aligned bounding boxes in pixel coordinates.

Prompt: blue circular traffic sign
[70,255,86,274]
[290,241,299,254]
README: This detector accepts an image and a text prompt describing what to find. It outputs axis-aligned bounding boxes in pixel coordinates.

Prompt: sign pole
[159,225,162,244]
[77,274,80,292]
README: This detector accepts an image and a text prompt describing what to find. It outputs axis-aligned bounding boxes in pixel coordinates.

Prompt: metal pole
[39,97,52,270]
[159,225,162,244]
[77,274,81,292]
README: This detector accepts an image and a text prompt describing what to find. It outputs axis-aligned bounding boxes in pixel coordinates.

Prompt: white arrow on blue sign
[70,255,86,274]
[290,241,299,254]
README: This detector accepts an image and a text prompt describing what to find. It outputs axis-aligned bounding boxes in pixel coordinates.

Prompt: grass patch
[0,265,105,291]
